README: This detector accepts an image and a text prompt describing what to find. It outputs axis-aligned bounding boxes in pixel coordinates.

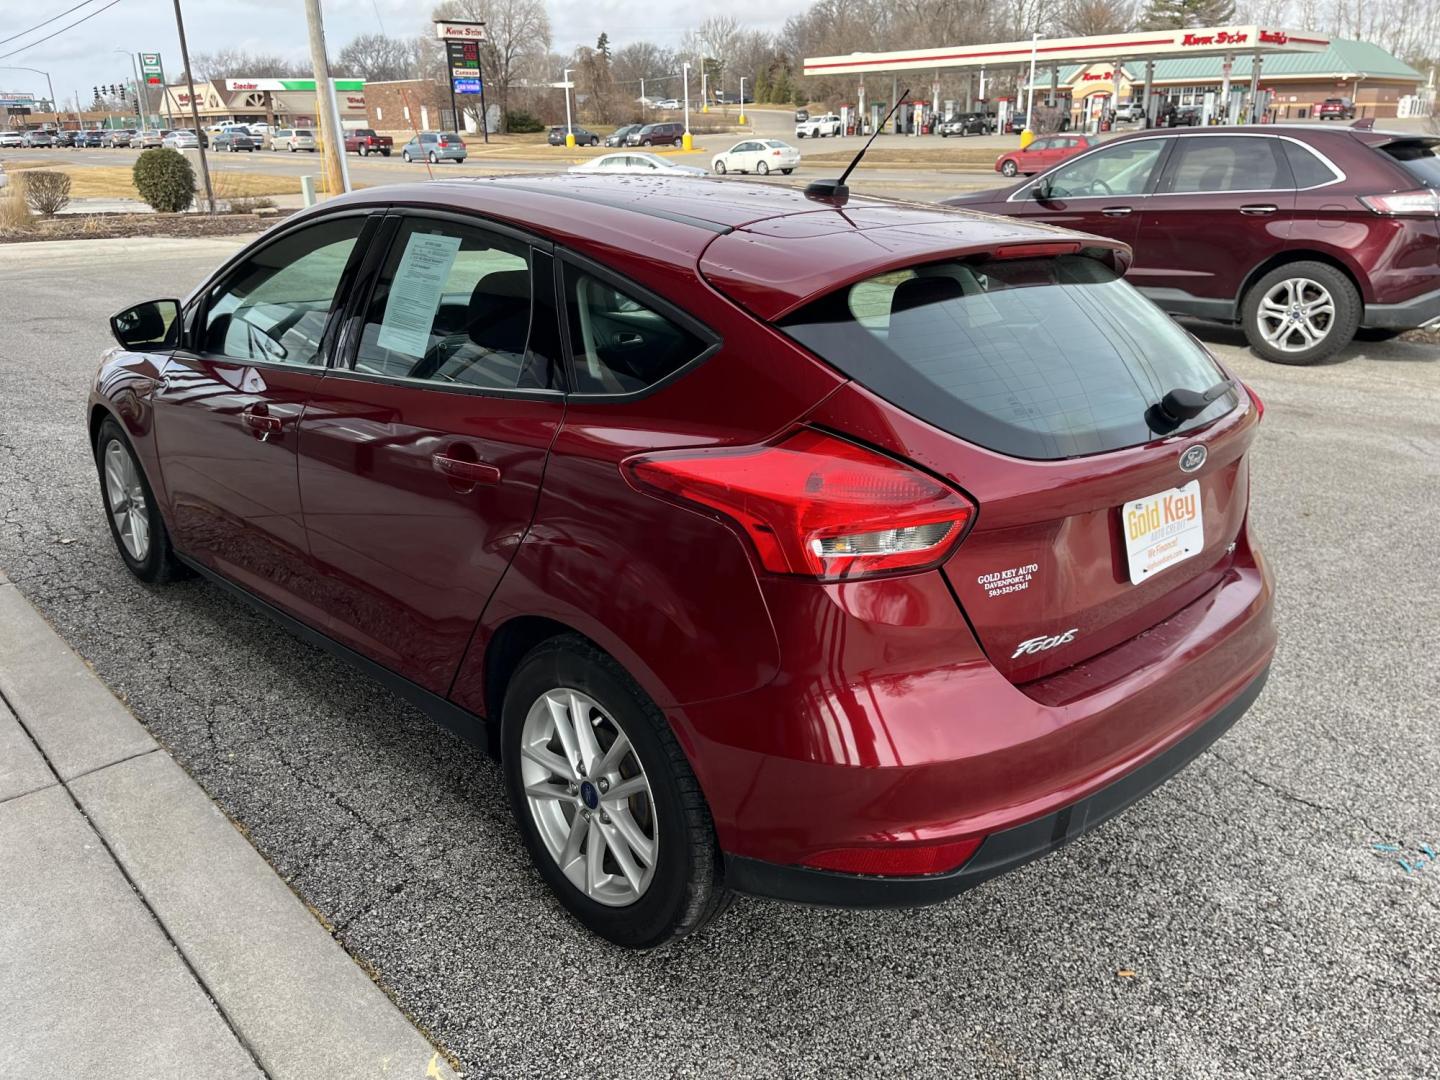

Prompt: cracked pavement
[0,237,1437,1078]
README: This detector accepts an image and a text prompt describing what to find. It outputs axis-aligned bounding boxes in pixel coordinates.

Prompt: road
[0,238,1437,1079]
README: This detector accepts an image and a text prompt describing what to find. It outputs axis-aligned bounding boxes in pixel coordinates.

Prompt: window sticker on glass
[376,231,464,357]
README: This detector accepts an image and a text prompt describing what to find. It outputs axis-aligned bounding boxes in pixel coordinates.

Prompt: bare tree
[1058,0,1137,35]
[336,33,422,83]
[191,50,309,80]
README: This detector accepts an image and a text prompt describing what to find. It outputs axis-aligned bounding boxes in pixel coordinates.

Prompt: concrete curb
[0,569,459,1080]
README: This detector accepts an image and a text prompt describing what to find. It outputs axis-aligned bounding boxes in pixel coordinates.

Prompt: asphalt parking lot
[1,238,1437,1078]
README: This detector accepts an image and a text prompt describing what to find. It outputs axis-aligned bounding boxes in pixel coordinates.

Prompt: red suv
[948,126,1440,364]
[91,177,1274,947]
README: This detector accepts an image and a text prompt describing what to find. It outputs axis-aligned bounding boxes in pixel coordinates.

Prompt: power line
[0,0,126,62]
[0,0,108,49]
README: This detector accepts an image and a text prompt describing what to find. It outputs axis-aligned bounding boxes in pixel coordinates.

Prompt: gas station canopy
[804,25,1330,78]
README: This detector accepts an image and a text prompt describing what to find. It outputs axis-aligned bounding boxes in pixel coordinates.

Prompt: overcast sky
[1,0,805,107]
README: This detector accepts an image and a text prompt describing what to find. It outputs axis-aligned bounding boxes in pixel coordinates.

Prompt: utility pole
[303,0,346,195]
[170,0,214,213]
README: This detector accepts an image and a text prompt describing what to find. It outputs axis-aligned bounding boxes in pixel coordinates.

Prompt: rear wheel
[1242,261,1360,366]
[590,136,599,146]
[757,160,769,175]
[94,418,182,585]
[428,151,438,164]
[781,168,793,174]
[502,635,732,949]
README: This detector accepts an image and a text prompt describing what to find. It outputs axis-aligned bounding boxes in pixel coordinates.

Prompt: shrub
[132,148,195,213]
[20,171,71,217]
[0,190,35,235]
[504,109,544,134]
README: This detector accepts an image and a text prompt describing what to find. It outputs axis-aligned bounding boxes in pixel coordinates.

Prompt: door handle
[1239,204,1278,216]
[1101,206,1132,217]
[431,452,501,487]
[239,408,283,441]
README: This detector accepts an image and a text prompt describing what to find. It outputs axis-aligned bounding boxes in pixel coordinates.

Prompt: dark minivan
[626,122,685,147]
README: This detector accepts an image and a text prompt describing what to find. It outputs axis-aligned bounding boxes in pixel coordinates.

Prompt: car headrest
[890,276,965,316]
[466,269,532,354]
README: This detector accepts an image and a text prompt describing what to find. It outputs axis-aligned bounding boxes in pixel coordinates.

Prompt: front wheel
[642,139,653,147]
[673,137,683,147]
[95,418,182,584]
[1242,261,1360,365]
[756,160,769,175]
[713,160,726,175]
[1000,159,1018,177]
[402,150,411,162]
[502,635,732,949]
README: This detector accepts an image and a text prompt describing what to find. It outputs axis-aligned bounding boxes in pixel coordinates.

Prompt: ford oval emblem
[1179,445,1207,473]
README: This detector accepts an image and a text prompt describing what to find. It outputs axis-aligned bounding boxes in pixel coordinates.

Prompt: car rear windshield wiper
[1147,379,1234,432]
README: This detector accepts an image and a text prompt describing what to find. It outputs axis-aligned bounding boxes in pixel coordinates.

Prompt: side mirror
[110,299,181,352]
[1031,179,1053,201]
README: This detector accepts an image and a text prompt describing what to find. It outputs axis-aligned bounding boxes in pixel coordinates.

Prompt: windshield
[778,255,1237,460]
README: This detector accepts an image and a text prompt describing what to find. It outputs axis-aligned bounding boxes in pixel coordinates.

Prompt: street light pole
[562,67,574,147]
[682,61,692,150]
[0,67,56,120]
[1022,32,1040,148]
[701,58,709,113]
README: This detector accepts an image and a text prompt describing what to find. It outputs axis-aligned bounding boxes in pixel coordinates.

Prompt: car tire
[501,634,733,949]
[94,417,183,585]
[781,168,793,174]
[714,160,726,174]
[757,160,769,175]
[643,139,653,147]
[673,137,683,147]
[402,151,411,162]
[428,151,438,164]
[1242,260,1361,366]
[1001,159,1018,177]
[590,136,599,146]
[381,150,390,157]
[359,145,368,156]
[797,131,805,139]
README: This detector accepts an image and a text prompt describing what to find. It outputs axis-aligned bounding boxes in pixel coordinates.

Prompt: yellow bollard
[738,111,747,126]
[1019,127,1036,149]
[681,131,693,151]
[565,133,576,148]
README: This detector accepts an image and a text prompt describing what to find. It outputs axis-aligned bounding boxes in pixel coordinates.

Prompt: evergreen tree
[1138,0,1234,29]
[595,32,611,62]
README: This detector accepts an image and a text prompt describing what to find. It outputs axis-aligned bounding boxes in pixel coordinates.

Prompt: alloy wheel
[519,687,658,907]
[103,439,150,562]
[1257,277,1335,353]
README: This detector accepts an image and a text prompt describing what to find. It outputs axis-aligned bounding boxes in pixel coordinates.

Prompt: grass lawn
[8,163,300,200]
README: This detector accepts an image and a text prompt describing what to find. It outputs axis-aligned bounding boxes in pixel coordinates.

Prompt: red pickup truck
[343,129,393,156]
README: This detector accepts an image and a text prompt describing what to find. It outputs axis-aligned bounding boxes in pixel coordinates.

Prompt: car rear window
[778,255,1239,460]
[1379,139,1440,187]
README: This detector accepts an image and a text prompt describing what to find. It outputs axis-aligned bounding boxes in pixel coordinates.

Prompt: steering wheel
[1086,177,1114,196]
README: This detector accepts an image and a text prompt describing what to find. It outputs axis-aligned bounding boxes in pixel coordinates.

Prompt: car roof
[314,174,1123,320]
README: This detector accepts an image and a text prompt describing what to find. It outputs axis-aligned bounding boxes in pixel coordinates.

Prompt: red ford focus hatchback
[91,176,1274,947]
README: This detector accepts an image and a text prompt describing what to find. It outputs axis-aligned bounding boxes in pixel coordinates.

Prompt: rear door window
[1161,135,1289,192]
[561,264,713,395]
[778,255,1238,460]
[1282,140,1341,188]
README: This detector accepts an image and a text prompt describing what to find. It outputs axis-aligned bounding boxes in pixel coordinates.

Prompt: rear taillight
[1359,189,1440,217]
[623,429,975,581]
[1243,381,1265,421]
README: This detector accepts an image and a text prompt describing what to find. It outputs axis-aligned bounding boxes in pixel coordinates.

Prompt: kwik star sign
[435,21,489,42]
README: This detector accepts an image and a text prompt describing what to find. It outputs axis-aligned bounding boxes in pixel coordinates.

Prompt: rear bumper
[725,664,1267,907]
[1364,285,1440,330]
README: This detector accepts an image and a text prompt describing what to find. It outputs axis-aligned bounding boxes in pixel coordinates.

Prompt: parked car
[995,133,1096,177]
[162,129,201,149]
[947,125,1440,364]
[795,113,841,138]
[103,129,136,148]
[1003,111,1027,134]
[652,98,681,110]
[548,125,601,147]
[711,138,799,175]
[1113,101,1146,123]
[1314,97,1356,120]
[53,130,79,147]
[569,152,705,176]
[78,129,105,147]
[91,174,1274,948]
[938,113,992,137]
[794,108,809,122]
[135,130,166,149]
[400,131,466,163]
[626,122,685,148]
[605,124,643,147]
[213,127,257,152]
[344,128,392,156]
[0,130,22,147]
[21,130,56,148]
[280,128,318,152]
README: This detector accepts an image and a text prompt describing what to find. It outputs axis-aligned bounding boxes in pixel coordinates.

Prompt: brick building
[362,80,469,134]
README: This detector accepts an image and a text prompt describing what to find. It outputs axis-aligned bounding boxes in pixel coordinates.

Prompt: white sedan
[162,130,200,149]
[568,152,706,177]
[712,138,800,176]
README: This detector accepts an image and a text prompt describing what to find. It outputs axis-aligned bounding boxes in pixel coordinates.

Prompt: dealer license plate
[1122,480,1204,585]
